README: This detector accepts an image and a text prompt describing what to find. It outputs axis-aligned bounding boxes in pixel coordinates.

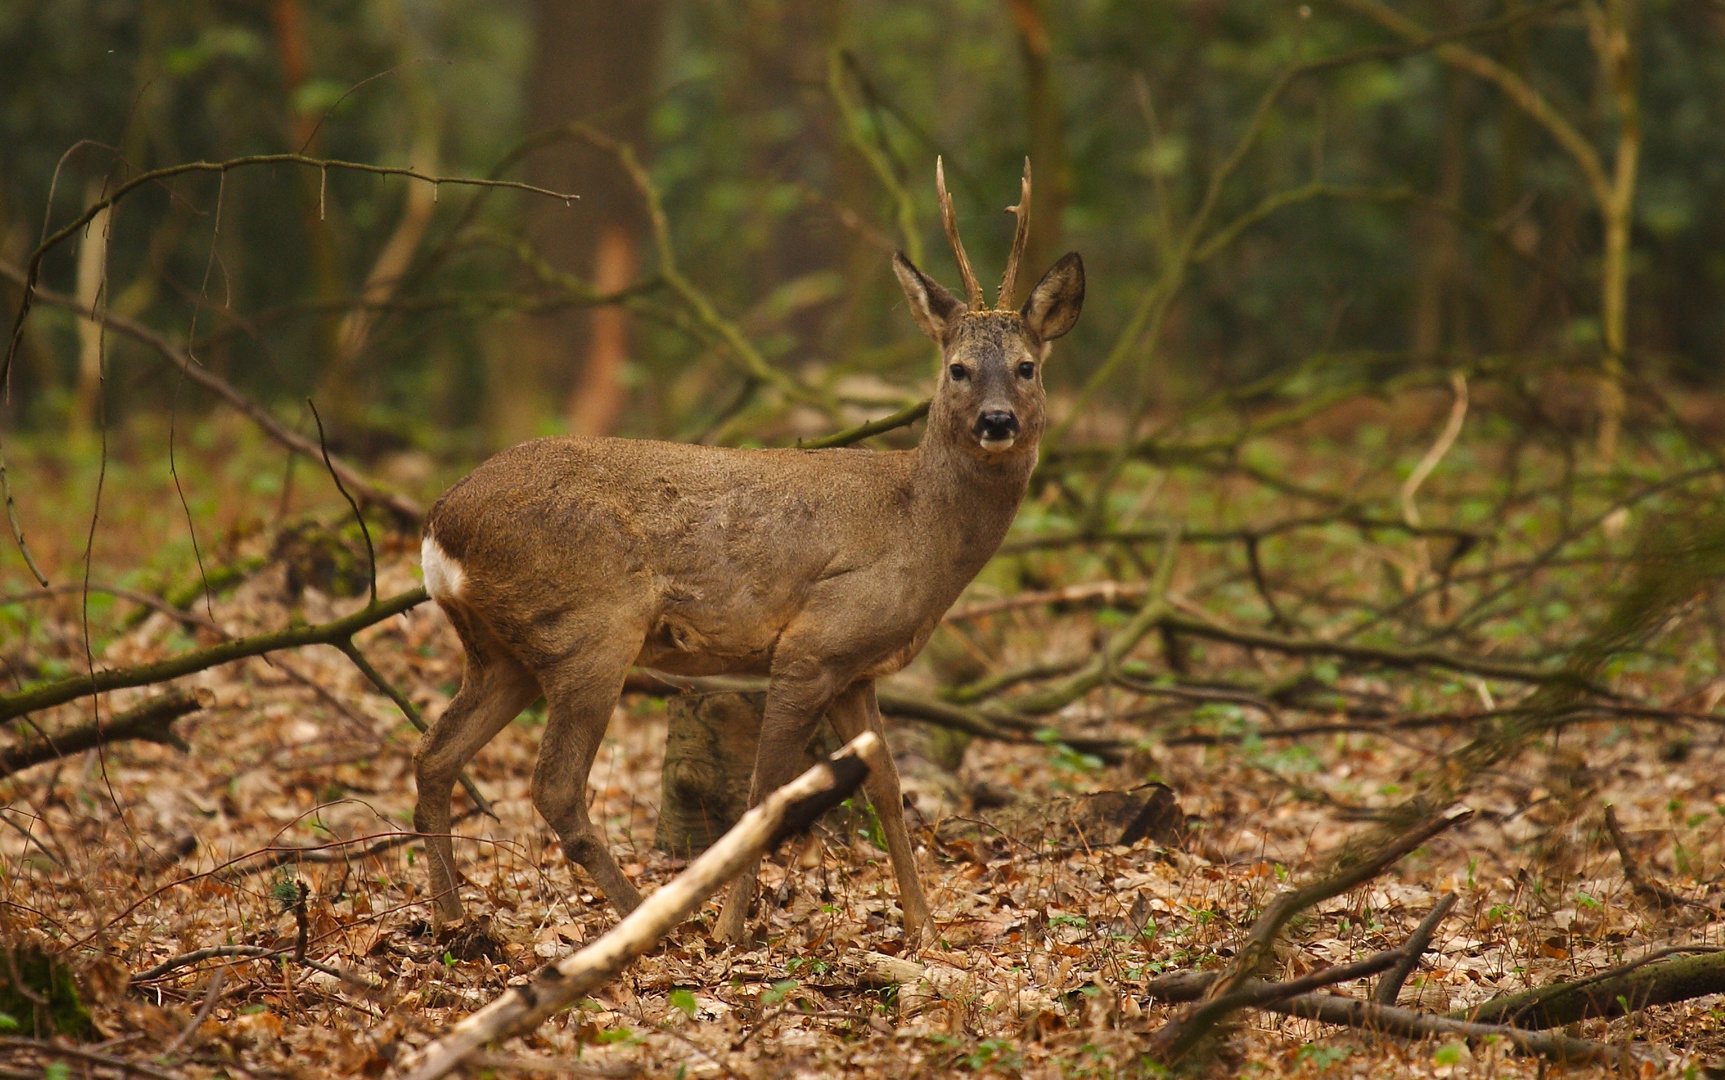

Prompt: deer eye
[948,364,968,381]
[1017,361,1037,379]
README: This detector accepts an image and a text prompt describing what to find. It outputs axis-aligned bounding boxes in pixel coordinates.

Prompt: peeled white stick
[396,732,879,1080]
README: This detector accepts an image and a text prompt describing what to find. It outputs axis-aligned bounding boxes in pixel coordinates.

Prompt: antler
[935,157,985,310]
[996,158,1032,310]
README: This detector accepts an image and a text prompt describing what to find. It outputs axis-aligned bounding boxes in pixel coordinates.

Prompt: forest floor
[5,398,1725,1079]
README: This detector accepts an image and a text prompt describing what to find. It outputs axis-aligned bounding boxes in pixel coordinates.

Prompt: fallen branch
[0,1036,184,1080]
[127,941,383,991]
[1007,529,1181,716]
[0,688,212,777]
[998,513,1478,556]
[1155,611,1579,688]
[944,579,1149,623]
[1141,970,1651,1068]
[1145,805,1472,1062]
[621,670,1129,760]
[1463,945,1725,1029]
[397,732,879,1080]
[0,588,427,723]
[1282,993,1645,1067]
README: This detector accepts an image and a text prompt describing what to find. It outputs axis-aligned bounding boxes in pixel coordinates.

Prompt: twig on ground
[463,1053,641,1077]
[129,944,274,983]
[1282,993,1647,1067]
[1145,805,1473,1062]
[220,812,480,881]
[1371,892,1459,1004]
[397,732,880,1080]
[128,941,384,992]
[157,964,227,1061]
[1603,803,1699,911]
[1141,971,1654,1067]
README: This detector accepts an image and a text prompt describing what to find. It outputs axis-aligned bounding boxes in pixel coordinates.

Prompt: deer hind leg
[714,662,838,944]
[531,640,645,917]
[827,680,930,946]
[413,638,541,929]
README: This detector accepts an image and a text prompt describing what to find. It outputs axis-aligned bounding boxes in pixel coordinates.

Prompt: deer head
[892,158,1085,460]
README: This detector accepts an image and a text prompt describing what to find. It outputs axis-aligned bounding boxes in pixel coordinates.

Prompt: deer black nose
[974,410,1020,441]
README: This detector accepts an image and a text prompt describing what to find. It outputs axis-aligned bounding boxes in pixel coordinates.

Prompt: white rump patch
[421,533,467,602]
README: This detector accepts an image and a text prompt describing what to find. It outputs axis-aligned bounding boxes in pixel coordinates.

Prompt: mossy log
[1463,949,1725,1029]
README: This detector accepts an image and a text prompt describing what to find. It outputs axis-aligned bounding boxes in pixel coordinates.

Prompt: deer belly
[860,619,939,680]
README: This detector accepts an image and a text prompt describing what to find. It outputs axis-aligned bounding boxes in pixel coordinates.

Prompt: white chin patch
[979,435,1017,453]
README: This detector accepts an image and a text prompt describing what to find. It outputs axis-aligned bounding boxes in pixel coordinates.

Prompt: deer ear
[1022,252,1084,342]
[893,252,966,340]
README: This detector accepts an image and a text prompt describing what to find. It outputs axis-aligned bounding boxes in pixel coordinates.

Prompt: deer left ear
[1022,252,1084,342]
[893,252,967,341]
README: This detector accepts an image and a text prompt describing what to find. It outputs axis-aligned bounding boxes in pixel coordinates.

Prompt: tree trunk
[72,178,110,434]
[655,691,836,857]
[500,0,663,447]
[1485,1,1529,353]
[1590,0,1640,465]
[1410,75,1469,360]
[269,0,346,395]
[1007,0,1066,298]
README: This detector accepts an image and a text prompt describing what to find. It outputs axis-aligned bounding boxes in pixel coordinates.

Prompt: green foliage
[2,0,1723,443]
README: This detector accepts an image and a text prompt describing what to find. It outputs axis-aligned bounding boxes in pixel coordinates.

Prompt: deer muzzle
[973,410,1021,451]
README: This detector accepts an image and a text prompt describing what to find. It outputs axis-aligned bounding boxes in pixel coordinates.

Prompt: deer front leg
[714,665,835,945]
[827,680,931,947]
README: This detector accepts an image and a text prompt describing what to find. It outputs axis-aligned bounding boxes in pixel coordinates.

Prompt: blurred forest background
[12,1,1725,1074]
[4,0,1722,467]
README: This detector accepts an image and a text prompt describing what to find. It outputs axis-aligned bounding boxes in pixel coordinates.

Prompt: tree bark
[496,0,663,446]
[1006,0,1066,295]
[654,691,835,857]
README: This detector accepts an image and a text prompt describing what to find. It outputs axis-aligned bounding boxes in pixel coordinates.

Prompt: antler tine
[935,156,984,310]
[996,157,1032,310]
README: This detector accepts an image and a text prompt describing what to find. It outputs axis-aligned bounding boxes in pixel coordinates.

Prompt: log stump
[654,692,838,858]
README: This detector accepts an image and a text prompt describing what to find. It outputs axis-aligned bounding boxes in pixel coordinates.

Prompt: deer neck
[909,431,1036,573]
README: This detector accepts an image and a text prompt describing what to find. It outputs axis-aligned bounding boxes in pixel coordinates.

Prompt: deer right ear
[1022,252,1085,342]
[893,252,967,340]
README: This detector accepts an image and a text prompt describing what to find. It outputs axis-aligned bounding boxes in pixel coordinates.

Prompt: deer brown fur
[414,159,1083,945]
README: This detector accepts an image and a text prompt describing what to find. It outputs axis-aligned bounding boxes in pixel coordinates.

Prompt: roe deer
[414,159,1083,945]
